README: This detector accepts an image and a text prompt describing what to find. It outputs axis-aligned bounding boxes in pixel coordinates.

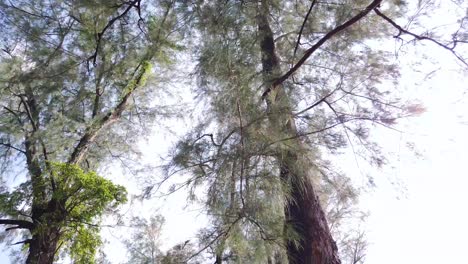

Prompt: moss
[121,60,153,97]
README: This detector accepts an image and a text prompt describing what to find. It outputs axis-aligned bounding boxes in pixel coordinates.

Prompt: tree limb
[0,140,26,154]
[68,61,149,164]
[292,0,317,63]
[0,219,34,230]
[374,8,468,68]
[88,0,140,65]
[262,0,383,98]
[11,239,32,245]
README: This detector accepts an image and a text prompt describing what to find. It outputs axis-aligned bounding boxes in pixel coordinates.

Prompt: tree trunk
[257,0,340,263]
[26,227,61,264]
[280,157,340,264]
[26,196,67,264]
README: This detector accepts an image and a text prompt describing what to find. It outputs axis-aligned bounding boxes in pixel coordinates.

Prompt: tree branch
[0,219,34,230]
[2,106,24,128]
[0,140,26,154]
[68,61,150,164]
[292,0,317,63]
[88,0,140,65]
[262,0,383,98]
[11,239,32,245]
[374,8,468,68]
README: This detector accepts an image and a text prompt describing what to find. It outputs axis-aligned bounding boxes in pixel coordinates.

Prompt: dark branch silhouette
[262,0,383,98]
[374,8,468,68]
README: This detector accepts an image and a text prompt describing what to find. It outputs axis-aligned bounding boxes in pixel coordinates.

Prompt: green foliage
[51,162,126,263]
[49,162,127,221]
[0,162,127,263]
[0,0,464,263]
[0,0,183,260]
[67,226,101,264]
[0,181,32,216]
[168,0,422,262]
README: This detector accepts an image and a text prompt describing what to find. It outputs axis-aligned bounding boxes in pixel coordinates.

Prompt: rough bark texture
[26,227,61,264]
[281,160,340,264]
[22,89,64,264]
[257,0,341,263]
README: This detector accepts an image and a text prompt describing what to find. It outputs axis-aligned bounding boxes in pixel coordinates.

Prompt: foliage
[50,162,127,220]
[0,162,127,263]
[0,0,183,261]
[165,0,468,263]
[123,214,202,264]
[0,0,466,263]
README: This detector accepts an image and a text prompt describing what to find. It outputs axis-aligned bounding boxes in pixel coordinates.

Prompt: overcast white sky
[363,64,468,263]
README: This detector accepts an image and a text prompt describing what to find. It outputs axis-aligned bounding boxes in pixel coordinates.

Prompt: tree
[0,0,181,262]
[167,0,467,263]
[124,215,165,264]
[124,214,201,264]
[0,0,466,263]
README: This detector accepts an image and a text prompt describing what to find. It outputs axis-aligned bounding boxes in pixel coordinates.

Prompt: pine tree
[0,0,466,263]
[168,0,467,263]
[0,0,180,262]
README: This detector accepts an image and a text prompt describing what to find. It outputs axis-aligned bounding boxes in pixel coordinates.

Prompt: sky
[363,66,468,263]
[1,1,468,263]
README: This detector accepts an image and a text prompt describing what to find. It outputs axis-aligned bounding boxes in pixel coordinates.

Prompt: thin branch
[262,0,383,98]
[88,0,140,65]
[10,239,32,245]
[0,140,26,154]
[294,85,340,116]
[185,216,242,262]
[2,106,24,128]
[193,134,221,147]
[292,0,317,63]
[374,8,468,68]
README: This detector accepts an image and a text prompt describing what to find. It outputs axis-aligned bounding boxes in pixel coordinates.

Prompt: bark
[257,0,340,263]
[280,161,340,264]
[26,227,61,264]
[22,90,63,264]
[68,57,152,165]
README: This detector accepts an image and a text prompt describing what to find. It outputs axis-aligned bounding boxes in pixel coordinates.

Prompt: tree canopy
[0,0,466,263]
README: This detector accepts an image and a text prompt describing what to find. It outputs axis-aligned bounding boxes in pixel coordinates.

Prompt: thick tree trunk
[257,1,340,263]
[280,157,340,264]
[26,227,61,264]
[26,197,66,264]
